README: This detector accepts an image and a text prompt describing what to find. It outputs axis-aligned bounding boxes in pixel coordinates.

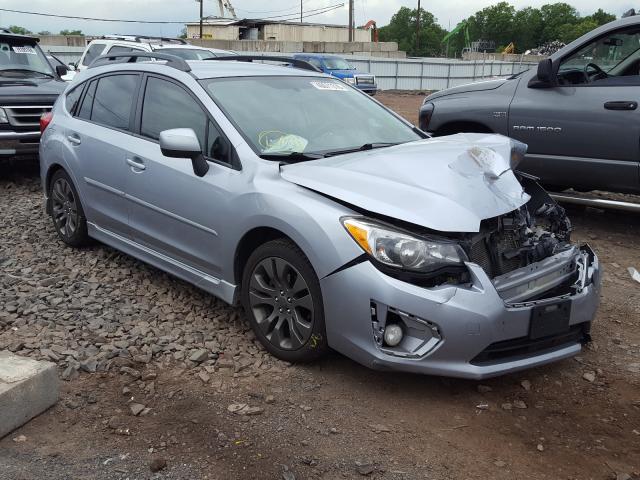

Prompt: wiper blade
[0,68,54,78]
[259,151,325,163]
[322,142,399,157]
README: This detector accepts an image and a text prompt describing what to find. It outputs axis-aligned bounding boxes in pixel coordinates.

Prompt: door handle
[67,134,81,145]
[126,157,146,171]
[604,101,638,111]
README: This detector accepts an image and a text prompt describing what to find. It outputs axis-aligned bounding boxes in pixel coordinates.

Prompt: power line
[0,8,188,24]
[0,4,344,24]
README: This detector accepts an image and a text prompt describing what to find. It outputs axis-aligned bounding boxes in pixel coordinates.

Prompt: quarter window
[90,75,138,130]
[77,80,97,120]
[81,43,106,66]
[65,84,83,114]
[140,77,206,148]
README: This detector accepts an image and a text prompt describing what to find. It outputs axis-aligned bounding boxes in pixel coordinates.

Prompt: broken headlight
[342,217,468,272]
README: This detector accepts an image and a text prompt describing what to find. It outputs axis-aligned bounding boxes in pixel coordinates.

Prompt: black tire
[241,238,328,363]
[49,169,90,247]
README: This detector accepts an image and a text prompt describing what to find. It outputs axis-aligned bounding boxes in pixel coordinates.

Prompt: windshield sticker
[12,46,37,55]
[310,81,349,91]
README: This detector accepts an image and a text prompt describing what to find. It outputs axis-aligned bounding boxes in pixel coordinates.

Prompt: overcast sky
[0,0,636,36]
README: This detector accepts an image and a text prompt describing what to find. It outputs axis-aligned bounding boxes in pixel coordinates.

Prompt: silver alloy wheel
[51,177,79,239]
[249,257,314,350]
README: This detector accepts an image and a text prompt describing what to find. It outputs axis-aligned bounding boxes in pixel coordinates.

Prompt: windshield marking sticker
[310,81,349,91]
[12,46,37,55]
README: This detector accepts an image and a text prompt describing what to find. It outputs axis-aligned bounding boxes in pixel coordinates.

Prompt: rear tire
[49,169,90,247]
[241,238,328,363]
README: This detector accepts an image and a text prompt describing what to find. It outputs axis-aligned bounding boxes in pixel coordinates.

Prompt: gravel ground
[1,94,640,479]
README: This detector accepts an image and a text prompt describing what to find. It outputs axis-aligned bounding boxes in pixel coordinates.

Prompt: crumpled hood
[426,78,508,101]
[280,133,530,233]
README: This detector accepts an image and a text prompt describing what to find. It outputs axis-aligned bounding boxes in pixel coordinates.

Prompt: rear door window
[90,74,139,130]
[77,80,97,119]
[65,84,83,114]
[81,43,106,66]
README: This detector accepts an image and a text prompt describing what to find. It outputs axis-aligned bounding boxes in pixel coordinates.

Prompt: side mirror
[67,63,77,71]
[159,128,209,177]
[55,64,68,77]
[529,58,557,88]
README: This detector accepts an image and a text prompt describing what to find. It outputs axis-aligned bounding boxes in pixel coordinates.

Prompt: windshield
[0,38,54,77]
[202,76,421,157]
[323,57,353,70]
[159,48,216,60]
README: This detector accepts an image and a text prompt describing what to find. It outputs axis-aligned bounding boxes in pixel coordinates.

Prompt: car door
[510,26,640,193]
[123,74,238,279]
[63,73,141,238]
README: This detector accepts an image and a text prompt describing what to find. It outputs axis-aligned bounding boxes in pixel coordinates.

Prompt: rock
[536,444,544,452]
[355,461,375,476]
[149,458,167,473]
[198,371,210,383]
[107,416,125,429]
[369,423,391,433]
[282,470,296,480]
[189,349,209,363]
[513,400,527,409]
[582,371,596,383]
[265,395,275,404]
[12,435,27,443]
[520,380,532,391]
[227,403,247,413]
[477,385,492,393]
[244,406,264,416]
[501,403,513,411]
[494,460,506,468]
[80,359,98,373]
[129,403,146,416]
[616,473,632,480]
[120,367,141,378]
[476,403,489,410]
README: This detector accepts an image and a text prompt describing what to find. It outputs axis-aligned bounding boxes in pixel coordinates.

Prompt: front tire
[49,169,90,247]
[241,239,328,363]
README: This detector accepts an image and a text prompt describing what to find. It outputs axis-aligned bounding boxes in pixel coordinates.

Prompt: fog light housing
[384,324,403,347]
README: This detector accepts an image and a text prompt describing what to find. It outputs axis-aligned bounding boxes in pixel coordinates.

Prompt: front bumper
[321,245,600,379]
[356,85,377,95]
[0,130,41,157]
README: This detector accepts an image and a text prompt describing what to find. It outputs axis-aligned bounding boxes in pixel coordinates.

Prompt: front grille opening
[470,323,590,366]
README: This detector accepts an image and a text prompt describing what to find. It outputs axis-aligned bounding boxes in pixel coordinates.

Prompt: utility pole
[301,0,303,23]
[416,0,421,53]
[348,0,354,42]
[199,0,203,40]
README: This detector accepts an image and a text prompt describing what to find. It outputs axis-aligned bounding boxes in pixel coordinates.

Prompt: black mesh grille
[470,239,493,277]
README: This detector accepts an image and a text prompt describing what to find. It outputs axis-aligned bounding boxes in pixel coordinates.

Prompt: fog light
[383,324,403,347]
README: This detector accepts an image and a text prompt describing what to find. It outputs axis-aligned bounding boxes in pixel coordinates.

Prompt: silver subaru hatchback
[39,54,601,379]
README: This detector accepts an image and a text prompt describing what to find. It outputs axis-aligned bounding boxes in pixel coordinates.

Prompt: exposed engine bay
[465,174,573,279]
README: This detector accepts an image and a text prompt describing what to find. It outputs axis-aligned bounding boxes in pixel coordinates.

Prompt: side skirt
[87,222,237,305]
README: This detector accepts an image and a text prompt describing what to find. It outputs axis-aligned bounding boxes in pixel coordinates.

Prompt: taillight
[40,111,53,134]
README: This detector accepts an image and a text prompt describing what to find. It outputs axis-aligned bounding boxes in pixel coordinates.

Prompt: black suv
[0,30,67,158]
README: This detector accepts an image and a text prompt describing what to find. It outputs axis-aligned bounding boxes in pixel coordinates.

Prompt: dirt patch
[1,96,639,479]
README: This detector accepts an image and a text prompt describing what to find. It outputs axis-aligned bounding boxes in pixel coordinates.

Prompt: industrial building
[184,18,371,43]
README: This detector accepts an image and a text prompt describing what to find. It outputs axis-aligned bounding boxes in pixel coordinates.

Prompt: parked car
[46,54,76,81]
[76,35,235,71]
[420,16,640,194]
[39,53,600,379]
[0,29,67,158]
[293,53,377,95]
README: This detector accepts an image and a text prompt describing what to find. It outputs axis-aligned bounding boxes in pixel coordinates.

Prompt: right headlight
[342,217,468,273]
[0,108,8,124]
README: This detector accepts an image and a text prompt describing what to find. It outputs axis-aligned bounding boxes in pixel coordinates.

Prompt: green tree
[472,2,517,49]
[540,3,580,43]
[378,7,446,57]
[8,25,32,35]
[587,8,616,26]
[59,29,83,36]
[512,7,544,52]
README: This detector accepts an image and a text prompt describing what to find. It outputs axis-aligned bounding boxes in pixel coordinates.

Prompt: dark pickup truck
[420,16,640,195]
[0,30,67,158]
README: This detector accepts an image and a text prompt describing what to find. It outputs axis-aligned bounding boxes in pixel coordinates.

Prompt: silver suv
[39,53,601,379]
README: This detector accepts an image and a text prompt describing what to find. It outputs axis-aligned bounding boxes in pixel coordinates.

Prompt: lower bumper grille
[470,323,590,366]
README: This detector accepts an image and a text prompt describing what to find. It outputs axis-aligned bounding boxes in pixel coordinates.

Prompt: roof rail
[89,52,191,72]
[204,55,322,73]
[99,35,187,45]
